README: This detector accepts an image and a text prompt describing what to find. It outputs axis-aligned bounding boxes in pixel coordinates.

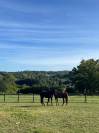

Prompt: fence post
[32,93,34,103]
[4,93,5,102]
[84,88,87,103]
[18,93,20,103]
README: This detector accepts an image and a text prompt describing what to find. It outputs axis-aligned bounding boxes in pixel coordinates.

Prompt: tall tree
[70,59,99,94]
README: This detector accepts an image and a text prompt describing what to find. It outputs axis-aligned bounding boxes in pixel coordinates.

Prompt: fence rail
[0,94,35,103]
[0,94,99,103]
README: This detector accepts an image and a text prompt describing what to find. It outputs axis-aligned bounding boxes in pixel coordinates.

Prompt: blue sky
[0,0,99,71]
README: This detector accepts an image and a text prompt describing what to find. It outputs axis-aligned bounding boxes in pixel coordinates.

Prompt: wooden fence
[0,94,99,103]
[0,94,35,103]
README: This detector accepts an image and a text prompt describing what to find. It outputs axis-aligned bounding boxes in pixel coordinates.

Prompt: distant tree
[0,80,7,92]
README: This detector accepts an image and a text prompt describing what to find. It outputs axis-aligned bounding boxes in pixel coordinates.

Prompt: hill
[0,71,70,94]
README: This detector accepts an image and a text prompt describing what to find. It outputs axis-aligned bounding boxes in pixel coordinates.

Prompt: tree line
[0,59,99,95]
[0,71,69,94]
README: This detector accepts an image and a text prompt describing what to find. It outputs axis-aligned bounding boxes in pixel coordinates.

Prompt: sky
[0,0,99,71]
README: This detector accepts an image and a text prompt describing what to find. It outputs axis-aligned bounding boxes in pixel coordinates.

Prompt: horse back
[40,90,53,98]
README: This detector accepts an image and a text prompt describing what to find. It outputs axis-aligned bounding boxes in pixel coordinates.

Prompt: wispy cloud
[0,0,99,71]
[0,0,62,14]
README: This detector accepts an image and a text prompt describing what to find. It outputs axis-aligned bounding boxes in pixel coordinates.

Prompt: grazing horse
[54,89,68,106]
[40,89,54,106]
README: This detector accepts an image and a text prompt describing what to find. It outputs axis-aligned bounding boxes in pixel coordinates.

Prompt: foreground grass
[0,98,99,133]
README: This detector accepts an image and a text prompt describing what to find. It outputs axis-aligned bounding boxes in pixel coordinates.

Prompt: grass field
[0,96,99,133]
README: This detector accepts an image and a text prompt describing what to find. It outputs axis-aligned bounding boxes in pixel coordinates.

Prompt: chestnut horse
[54,89,68,105]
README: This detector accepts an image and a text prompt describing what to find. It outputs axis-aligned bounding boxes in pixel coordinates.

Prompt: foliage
[70,59,99,94]
[0,71,69,94]
[1,58,99,95]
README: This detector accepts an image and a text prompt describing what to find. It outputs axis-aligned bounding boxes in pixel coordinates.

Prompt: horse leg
[56,98,59,106]
[43,98,45,106]
[47,98,50,106]
[66,96,68,105]
[41,96,45,106]
[62,98,65,106]
[51,97,53,106]
[55,98,58,106]
[57,98,59,106]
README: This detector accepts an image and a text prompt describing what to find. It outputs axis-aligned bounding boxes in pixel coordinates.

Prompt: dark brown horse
[54,89,68,105]
[40,89,54,106]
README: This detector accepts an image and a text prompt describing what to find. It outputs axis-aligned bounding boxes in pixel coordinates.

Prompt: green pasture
[0,96,99,133]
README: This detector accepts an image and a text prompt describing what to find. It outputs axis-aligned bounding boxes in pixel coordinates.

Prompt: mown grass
[0,96,99,133]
